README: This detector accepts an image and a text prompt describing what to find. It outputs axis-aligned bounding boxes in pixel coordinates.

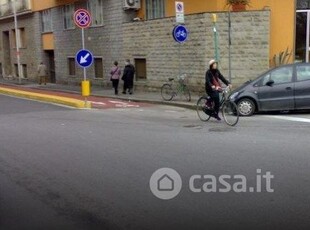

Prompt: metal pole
[81,28,86,81]
[81,28,87,106]
[82,28,87,82]
[13,0,22,84]
[179,43,181,77]
[228,11,232,82]
[212,14,219,61]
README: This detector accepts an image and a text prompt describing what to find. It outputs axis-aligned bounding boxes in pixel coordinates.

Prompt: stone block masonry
[122,10,270,92]
[0,12,43,80]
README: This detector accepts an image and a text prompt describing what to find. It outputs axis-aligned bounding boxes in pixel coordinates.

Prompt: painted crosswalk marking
[266,116,310,123]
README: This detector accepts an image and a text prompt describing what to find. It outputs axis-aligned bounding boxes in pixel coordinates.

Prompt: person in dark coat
[205,59,232,121]
[122,59,135,95]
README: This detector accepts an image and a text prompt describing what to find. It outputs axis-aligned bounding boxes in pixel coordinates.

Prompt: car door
[295,64,310,109]
[258,66,295,111]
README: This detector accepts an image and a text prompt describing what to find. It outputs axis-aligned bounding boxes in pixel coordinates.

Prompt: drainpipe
[13,0,23,84]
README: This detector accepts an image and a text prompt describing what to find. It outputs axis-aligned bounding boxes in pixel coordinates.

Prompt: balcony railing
[0,0,31,17]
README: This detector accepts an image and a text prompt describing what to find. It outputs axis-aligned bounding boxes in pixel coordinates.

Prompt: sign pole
[81,28,87,82]
[82,28,87,106]
[174,2,185,79]
[228,11,232,83]
[74,9,92,108]
[179,43,181,78]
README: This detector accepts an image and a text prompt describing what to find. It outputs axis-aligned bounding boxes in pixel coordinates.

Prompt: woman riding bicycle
[205,60,232,121]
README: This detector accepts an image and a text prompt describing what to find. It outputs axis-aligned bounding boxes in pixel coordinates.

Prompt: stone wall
[0,12,42,80]
[123,10,270,92]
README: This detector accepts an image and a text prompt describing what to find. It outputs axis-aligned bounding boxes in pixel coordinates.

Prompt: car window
[261,74,271,86]
[270,66,293,85]
[296,65,310,82]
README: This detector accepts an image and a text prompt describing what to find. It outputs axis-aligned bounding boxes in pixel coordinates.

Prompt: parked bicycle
[196,86,239,126]
[161,74,191,102]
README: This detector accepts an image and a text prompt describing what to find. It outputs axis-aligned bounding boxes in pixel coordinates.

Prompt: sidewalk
[0,78,199,110]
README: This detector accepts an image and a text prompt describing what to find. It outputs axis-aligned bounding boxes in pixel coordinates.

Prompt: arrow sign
[76,49,93,68]
[80,53,90,64]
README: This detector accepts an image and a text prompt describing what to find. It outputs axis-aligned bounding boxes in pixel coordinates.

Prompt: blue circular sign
[172,25,188,43]
[76,49,93,68]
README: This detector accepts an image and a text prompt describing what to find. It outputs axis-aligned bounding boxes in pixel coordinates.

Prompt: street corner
[0,85,90,109]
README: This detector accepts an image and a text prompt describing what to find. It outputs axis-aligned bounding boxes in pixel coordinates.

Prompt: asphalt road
[0,95,310,230]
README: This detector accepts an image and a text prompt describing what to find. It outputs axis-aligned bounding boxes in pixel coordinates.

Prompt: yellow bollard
[81,80,90,97]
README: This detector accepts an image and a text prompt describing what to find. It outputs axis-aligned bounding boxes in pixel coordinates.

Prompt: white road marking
[90,101,107,105]
[266,115,310,123]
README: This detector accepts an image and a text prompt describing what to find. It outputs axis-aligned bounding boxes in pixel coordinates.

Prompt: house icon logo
[150,168,182,200]
[158,174,174,191]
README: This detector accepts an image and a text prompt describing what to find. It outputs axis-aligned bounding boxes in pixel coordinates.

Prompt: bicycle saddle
[168,78,174,81]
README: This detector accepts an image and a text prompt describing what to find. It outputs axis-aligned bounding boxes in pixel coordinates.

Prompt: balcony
[0,0,31,18]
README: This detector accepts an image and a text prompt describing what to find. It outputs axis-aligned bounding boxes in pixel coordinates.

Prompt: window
[146,0,165,20]
[262,67,293,86]
[0,63,2,77]
[88,0,103,26]
[135,58,147,80]
[297,0,310,9]
[297,65,310,81]
[19,28,26,48]
[94,58,103,78]
[14,64,26,78]
[63,4,75,29]
[11,29,16,48]
[11,28,26,48]
[68,58,76,76]
[41,10,53,32]
[22,64,27,78]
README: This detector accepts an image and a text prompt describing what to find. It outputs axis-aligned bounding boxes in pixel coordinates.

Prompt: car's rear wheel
[237,98,256,116]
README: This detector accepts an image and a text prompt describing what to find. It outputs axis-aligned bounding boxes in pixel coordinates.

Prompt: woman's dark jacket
[205,69,230,94]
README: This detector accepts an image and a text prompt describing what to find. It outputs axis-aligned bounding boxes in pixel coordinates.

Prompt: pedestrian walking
[110,61,121,95]
[122,59,135,95]
[37,62,47,85]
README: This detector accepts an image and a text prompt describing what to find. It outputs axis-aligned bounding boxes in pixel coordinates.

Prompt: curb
[0,82,197,110]
[0,86,91,109]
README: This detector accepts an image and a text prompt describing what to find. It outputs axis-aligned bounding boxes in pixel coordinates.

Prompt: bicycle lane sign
[172,25,188,43]
[74,9,92,28]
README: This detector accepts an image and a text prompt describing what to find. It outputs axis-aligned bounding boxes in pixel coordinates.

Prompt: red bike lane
[0,84,150,109]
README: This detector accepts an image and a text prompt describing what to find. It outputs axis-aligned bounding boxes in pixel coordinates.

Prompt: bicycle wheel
[197,97,211,122]
[221,101,239,126]
[161,84,174,101]
[183,86,191,102]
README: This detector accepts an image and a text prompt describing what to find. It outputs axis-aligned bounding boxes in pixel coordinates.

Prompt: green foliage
[272,48,292,67]
[226,0,251,6]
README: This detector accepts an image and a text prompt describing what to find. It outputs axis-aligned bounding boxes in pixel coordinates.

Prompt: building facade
[0,0,308,91]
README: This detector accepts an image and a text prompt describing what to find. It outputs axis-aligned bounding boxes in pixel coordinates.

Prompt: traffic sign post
[172,24,188,80]
[74,9,92,105]
[175,1,184,24]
